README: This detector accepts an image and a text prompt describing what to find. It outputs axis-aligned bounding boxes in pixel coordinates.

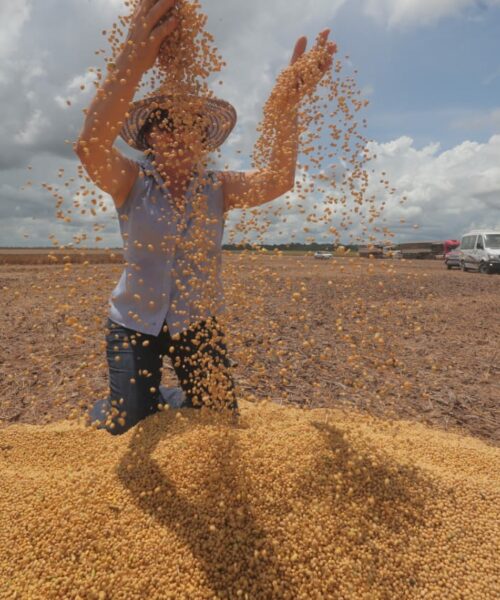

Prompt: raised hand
[124,0,179,73]
[288,29,337,102]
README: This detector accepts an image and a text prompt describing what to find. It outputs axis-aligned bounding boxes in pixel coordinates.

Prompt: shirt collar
[139,154,205,196]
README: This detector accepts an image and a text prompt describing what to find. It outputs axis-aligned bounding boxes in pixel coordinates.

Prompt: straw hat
[120,92,237,152]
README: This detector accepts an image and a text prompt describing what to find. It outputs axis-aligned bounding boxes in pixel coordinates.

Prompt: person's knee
[88,395,151,435]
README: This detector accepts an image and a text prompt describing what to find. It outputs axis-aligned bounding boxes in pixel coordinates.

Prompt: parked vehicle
[443,239,460,255]
[314,251,333,260]
[396,241,444,259]
[459,230,500,274]
[444,247,461,269]
[358,244,384,259]
[383,247,403,259]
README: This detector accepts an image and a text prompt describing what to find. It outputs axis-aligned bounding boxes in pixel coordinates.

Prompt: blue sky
[1,0,499,247]
[341,2,500,148]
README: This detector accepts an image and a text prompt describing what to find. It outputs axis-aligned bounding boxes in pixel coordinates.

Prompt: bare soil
[1,253,498,445]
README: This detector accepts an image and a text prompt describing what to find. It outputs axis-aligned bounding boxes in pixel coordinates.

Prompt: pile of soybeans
[1,401,498,599]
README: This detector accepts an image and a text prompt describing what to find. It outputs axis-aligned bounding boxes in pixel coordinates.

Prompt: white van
[459,230,500,274]
[314,251,333,260]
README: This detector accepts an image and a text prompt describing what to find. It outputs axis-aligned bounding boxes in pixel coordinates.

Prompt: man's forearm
[77,50,145,149]
[268,101,299,191]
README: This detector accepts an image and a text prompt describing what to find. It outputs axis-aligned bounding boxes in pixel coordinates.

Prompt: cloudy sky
[1,0,500,248]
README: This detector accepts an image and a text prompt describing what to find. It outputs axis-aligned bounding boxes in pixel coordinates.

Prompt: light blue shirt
[108,155,226,336]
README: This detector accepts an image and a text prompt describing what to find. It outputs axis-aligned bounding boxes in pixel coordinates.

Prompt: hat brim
[119,94,237,152]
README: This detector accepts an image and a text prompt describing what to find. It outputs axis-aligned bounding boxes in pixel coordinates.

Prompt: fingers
[148,0,176,30]
[326,41,337,59]
[314,31,337,72]
[289,29,335,68]
[315,28,331,47]
[290,36,307,65]
[152,13,178,43]
[321,56,333,72]
[131,0,161,32]
[287,29,336,99]
[137,0,160,18]
[307,29,336,58]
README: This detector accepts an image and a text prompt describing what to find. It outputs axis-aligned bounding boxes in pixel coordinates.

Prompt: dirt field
[1,253,499,445]
[0,247,124,265]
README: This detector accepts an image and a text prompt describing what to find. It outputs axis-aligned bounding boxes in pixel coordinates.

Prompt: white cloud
[363,135,500,238]
[224,135,500,245]
[451,108,500,131]
[0,0,31,60]
[54,95,75,110]
[54,70,98,109]
[362,0,500,27]
[0,0,32,85]
[67,71,98,92]
[21,63,45,85]
[14,109,49,145]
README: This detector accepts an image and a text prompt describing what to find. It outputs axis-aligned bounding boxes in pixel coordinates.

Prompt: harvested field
[0,248,124,266]
[1,254,499,444]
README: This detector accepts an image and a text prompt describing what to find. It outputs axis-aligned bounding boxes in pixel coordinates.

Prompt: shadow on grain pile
[0,401,498,599]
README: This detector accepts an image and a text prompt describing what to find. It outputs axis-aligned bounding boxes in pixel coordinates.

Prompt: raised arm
[74,0,179,208]
[221,29,336,213]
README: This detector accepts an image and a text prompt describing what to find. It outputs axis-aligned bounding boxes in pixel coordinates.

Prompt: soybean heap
[1,402,498,598]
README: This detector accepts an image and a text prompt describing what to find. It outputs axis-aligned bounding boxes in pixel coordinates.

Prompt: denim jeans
[88,316,238,435]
